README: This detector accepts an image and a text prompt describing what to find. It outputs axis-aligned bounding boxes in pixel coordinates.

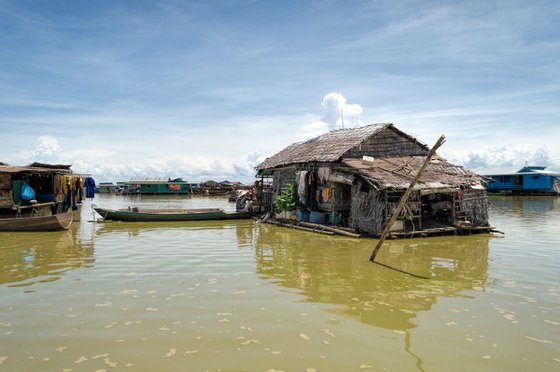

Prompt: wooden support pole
[369,134,446,262]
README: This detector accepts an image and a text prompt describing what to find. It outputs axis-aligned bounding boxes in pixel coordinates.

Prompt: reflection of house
[484,166,560,195]
[128,177,190,194]
[256,124,491,237]
[0,228,94,286]
[254,224,490,331]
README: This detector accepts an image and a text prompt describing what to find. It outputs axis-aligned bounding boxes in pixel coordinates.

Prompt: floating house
[255,123,491,238]
[128,177,190,194]
[96,182,118,193]
[0,162,86,218]
[484,166,560,195]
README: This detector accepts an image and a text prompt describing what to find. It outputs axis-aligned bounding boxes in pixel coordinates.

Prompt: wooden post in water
[369,134,446,262]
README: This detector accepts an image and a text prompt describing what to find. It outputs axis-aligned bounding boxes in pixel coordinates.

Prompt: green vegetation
[275,183,298,213]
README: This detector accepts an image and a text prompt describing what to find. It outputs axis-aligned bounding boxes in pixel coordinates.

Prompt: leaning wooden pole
[369,134,446,262]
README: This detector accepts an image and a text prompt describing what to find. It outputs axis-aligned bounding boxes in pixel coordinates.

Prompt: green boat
[93,205,251,222]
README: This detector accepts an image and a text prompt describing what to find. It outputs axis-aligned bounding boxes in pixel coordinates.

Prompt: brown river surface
[1,194,559,371]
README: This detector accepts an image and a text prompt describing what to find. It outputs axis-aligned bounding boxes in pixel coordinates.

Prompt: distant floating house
[255,123,491,238]
[97,182,117,193]
[484,166,560,195]
[128,177,190,194]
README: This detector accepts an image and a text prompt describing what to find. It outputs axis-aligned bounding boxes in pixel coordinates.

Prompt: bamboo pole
[369,134,446,262]
[266,219,335,235]
[298,221,362,238]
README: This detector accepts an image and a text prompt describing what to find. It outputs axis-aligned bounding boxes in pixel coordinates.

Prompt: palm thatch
[256,123,429,170]
[340,155,483,192]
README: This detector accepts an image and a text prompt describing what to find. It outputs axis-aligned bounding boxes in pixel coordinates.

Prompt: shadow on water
[0,227,94,288]
[254,223,491,332]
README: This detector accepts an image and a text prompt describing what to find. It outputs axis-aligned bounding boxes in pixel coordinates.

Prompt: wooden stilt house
[255,123,491,238]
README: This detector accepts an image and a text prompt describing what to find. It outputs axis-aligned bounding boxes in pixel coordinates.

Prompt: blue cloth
[84,177,96,198]
[21,182,35,201]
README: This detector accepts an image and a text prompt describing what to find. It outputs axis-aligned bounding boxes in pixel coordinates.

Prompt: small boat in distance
[0,211,73,232]
[93,205,252,222]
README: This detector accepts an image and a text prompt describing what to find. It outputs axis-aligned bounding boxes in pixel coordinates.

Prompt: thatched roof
[341,156,484,192]
[255,123,429,170]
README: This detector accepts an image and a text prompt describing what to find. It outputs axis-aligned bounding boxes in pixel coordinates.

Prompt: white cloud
[232,150,265,179]
[452,145,560,174]
[29,135,62,163]
[300,92,367,137]
[23,136,264,183]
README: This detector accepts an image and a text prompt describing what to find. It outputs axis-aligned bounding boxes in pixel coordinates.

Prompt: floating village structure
[0,162,92,230]
[97,182,119,193]
[255,123,491,238]
[484,166,560,195]
[128,177,190,194]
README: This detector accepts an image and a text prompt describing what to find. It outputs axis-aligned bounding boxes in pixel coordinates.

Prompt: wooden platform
[388,218,494,238]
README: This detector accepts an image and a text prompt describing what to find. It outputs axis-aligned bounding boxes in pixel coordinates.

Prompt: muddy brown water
[0,195,558,371]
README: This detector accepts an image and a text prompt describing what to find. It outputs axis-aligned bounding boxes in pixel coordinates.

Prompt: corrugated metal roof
[129,177,187,184]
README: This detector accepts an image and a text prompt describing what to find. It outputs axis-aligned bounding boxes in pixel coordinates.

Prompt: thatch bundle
[350,180,385,235]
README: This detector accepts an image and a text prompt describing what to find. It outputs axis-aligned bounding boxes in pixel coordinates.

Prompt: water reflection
[255,224,490,331]
[490,195,560,215]
[92,219,256,240]
[0,228,94,287]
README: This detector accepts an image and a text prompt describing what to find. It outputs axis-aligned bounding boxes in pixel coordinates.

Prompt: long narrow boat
[93,205,252,222]
[0,211,74,232]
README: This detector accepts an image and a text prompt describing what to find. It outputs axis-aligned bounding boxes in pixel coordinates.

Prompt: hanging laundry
[307,171,318,210]
[317,167,331,184]
[297,171,308,206]
[322,187,332,202]
[84,177,96,198]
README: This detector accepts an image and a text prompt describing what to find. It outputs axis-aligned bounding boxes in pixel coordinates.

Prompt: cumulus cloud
[232,150,265,178]
[457,145,559,173]
[301,92,366,137]
[25,136,262,183]
[30,135,63,163]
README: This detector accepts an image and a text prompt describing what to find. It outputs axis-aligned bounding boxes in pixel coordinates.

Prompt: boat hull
[94,207,251,222]
[0,211,73,232]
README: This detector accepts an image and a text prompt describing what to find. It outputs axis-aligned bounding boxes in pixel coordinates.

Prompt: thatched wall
[456,189,489,226]
[343,127,428,159]
[350,180,386,235]
[272,167,297,195]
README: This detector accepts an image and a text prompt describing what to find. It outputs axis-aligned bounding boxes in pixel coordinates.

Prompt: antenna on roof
[341,108,345,129]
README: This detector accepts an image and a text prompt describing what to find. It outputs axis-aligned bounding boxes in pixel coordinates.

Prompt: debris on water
[162,349,176,358]
[525,336,552,344]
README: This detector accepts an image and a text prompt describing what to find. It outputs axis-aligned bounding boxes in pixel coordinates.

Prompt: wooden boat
[0,211,73,231]
[93,205,252,222]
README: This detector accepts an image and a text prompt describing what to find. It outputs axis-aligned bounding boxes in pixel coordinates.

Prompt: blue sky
[1,0,559,182]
